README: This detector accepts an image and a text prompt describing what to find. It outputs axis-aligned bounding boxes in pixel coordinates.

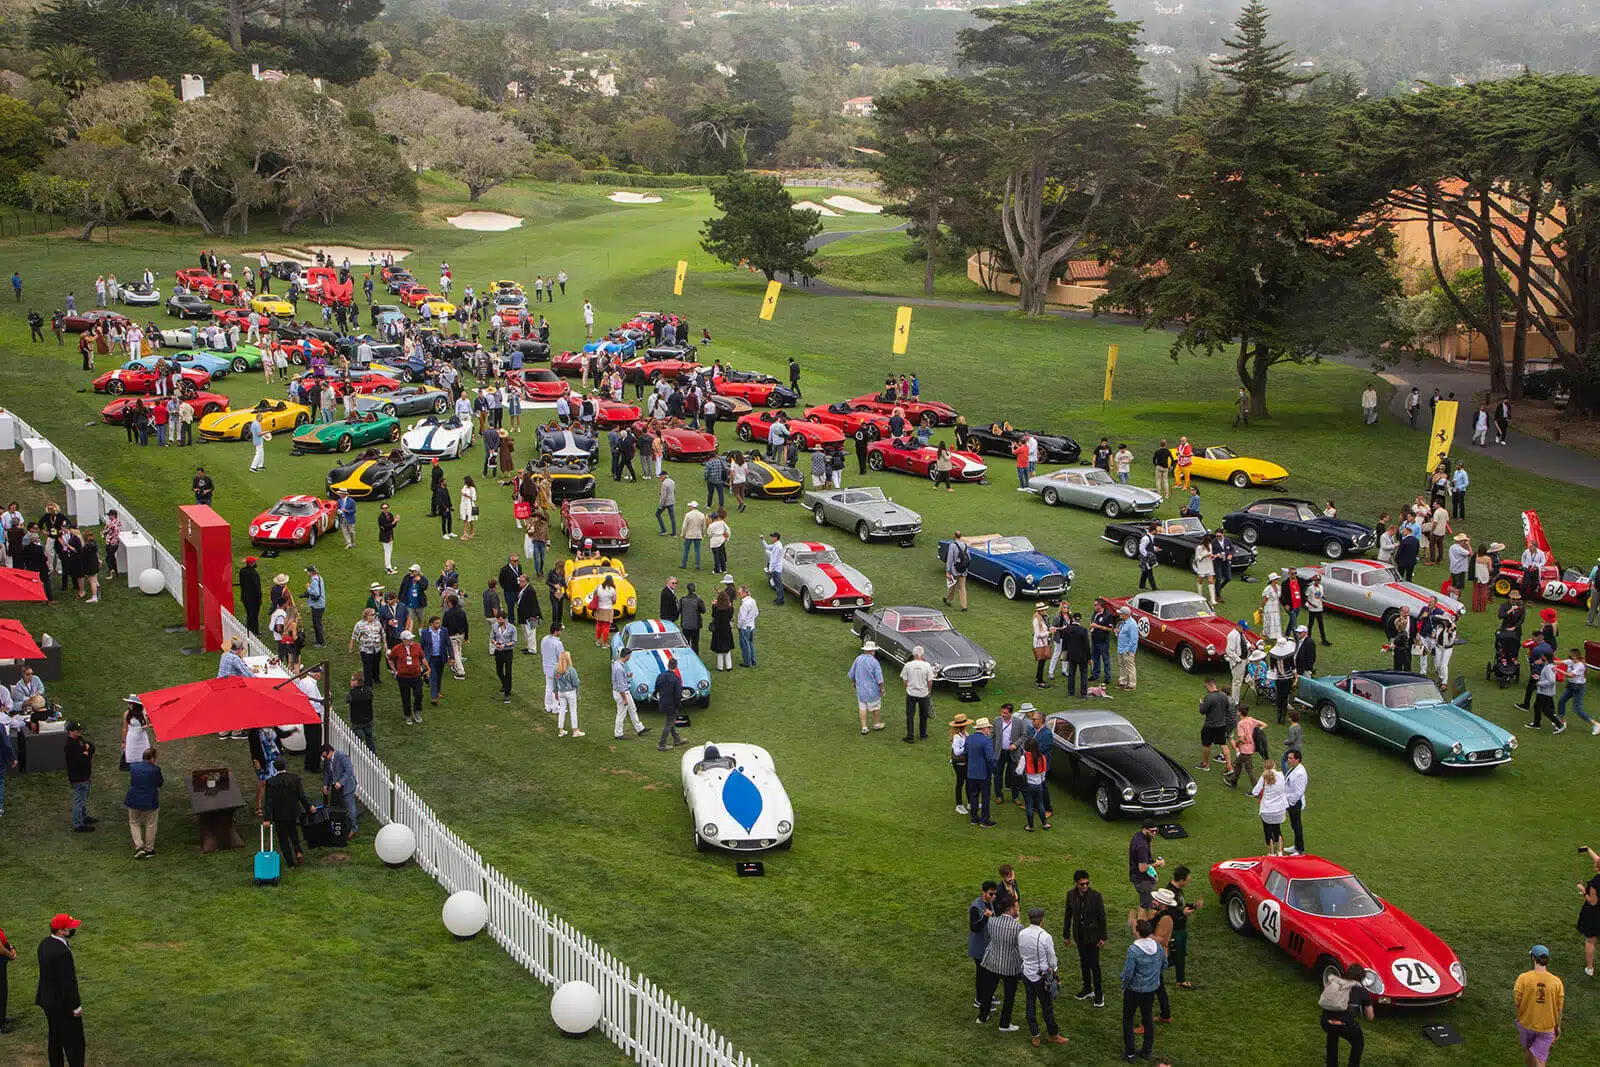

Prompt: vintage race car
[612,619,712,708]
[491,279,524,295]
[354,386,451,418]
[248,494,337,549]
[551,350,586,377]
[199,279,243,305]
[583,338,638,361]
[211,308,256,329]
[1106,591,1257,673]
[199,399,311,441]
[117,282,161,307]
[737,412,845,451]
[804,485,921,543]
[101,392,229,424]
[936,534,1073,601]
[1288,561,1463,629]
[1027,466,1161,518]
[564,557,639,620]
[92,366,209,396]
[530,458,597,500]
[1212,854,1466,1007]
[744,459,803,501]
[250,293,295,317]
[495,290,528,310]
[1295,669,1515,775]
[384,273,417,296]
[803,403,894,442]
[289,412,401,454]
[780,541,874,613]
[370,304,408,331]
[401,415,474,459]
[1044,710,1198,820]
[267,259,303,281]
[965,422,1081,464]
[561,498,630,552]
[61,309,130,332]
[867,440,986,481]
[1102,515,1259,573]
[174,268,214,290]
[536,425,598,465]
[124,351,233,379]
[653,425,719,463]
[846,392,959,426]
[851,605,996,689]
[325,447,424,500]
[520,369,569,401]
[1223,499,1377,560]
[714,374,798,408]
[1491,510,1595,606]
[681,742,793,853]
[1185,445,1288,488]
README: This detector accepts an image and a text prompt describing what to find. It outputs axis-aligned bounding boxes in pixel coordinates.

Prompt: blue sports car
[1222,498,1377,560]
[935,534,1074,601]
[1294,669,1516,775]
[125,352,233,378]
[610,619,712,708]
[582,338,636,360]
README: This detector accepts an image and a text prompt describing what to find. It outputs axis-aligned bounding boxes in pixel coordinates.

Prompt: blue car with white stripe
[610,619,712,708]
[582,338,636,360]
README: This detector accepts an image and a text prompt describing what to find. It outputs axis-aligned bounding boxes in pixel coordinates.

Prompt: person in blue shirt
[304,565,326,647]
[909,374,920,399]
[1450,462,1470,519]
[847,642,885,734]
[397,564,429,631]
[1116,607,1141,690]
[217,638,255,678]
[1120,918,1166,1061]
[965,719,997,827]
[319,743,359,838]
[421,617,449,703]
[336,490,356,548]
[124,746,164,859]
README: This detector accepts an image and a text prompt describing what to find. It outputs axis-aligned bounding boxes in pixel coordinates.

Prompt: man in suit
[659,576,680,624]
[263,758,311,868]
[1292,624,1317,676]
[320,744,359,840]
[36,913,85,1067]
[497,555,523,605]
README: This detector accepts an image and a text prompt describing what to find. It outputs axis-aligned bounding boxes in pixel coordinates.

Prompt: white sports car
[401,415,474,459]
[118,283,161,307]
[680,742,794,853]
[157,325,232,350]
[779,540,873,613]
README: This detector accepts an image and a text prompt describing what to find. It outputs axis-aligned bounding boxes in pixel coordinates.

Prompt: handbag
[513,500,533,520]
[1033,644,1051,662]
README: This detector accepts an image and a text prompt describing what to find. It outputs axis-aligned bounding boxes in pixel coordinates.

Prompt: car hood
[985,550,1071,578]
[575,513,626,535]
[1403,703,1512,748]
[1160,615,1238,648]
[906,629,987,665]
[1080,743,1188,789]
[855,500,921,522]
[666,428,717,448]
[798,561,871,598]
[1110,484,1164,504]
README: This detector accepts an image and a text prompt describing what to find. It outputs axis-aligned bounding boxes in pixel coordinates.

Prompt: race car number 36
[1390,957,1441,993]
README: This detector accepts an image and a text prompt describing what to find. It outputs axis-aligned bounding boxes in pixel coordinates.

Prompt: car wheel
[1315,956,1345,991]
[801,589,815,613]
[736,423,753,442]
[927,465,939,483]
[387,424,401,442]
[1122,537,1140,559]
[857,521,871,544]
[1093,782,1118,821]
[1493,577,1513,597]
[767,393,784,408]
[1001,574,1019,600]
[1239,525,1259,546]
[201,403,223,416]
[231,357,249,373]
[1229,470,1250,488]
[813,506,827,527]
[1176,643,1198,673]
[290,350,306,365]
[867,451,885,471]
[694,831,711,854]
[1223,887,1252,936]
[1101,498,1122,519]
[648,371,663,384]
[294,413,310,427]
[306,529,317,548]
[1408,738,1437,775]
[337,434,353,452]
[778,837,792,851]
[382,404,397,417]
[792,432,809,449]
[1322,539,1345,560]
[865,424,881,442]
[1316,700,1340,733]
[1042,487,1059,506]
[1380,608,1399,632]
[433,397,448,413]
[107,380,125,395]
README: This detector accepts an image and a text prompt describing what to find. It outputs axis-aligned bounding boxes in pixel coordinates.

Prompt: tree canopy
[700,172,822,282]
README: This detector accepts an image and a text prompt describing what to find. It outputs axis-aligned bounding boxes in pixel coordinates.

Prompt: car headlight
[1449,961,1464,985]
[697,679,710,692]
[626,597,637,609]
[1450,742,1463,756]
[619,524,629,537]
[1185,781,1198,795]
[248,525,259,536]
[635,683,648,697]
[1508,735,1519,750]
[1362,970,1385,995]
[1205,644,1216,655]
[984,658,996,672]
[776,820,792,835]
[1121,787,1135,801]
[862,580,873,594]
[701,823,718,839]
[930,664,943,678]
[813,582,827,596]
[1023,575,1036,586]
[294,528,306,540]
[871,518,883,528]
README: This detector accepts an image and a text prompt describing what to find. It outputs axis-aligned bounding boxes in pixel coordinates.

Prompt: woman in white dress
[121,697,152,771]
[1251,764,1288,856]
[458,476,478,542]
[1193,535,1216,605]
[1259,573,1284,640]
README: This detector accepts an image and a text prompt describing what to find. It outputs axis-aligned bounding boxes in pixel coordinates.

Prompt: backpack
[1252,725,1270,760]
[1319,975,1357,1012]
[952,543,970,576]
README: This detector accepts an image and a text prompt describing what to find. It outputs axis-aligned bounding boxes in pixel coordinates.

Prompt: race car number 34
[1390,957,1441,993]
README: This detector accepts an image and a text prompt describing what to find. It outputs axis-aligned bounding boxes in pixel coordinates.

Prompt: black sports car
[1044,710,1197,821]
[354,386,450,418]
[269,259,303,281]
[965,422,1081,464]
[743,458,804,500]
[166,294,213,320]
[706,394,753,418]
[537,426,599,465]
[527,457,597,501]
[1102,515,1258,572]
[385,271,416,294]
[337,338,404,365]
[275,321,338,344]
[1222,498,1377,560]
[507,338,551,362]
[325,447,424,500]
[850,605,996,690]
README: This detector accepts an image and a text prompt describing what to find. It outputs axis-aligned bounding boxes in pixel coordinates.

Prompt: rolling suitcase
[254,824,281,886]
[326,806,350,847]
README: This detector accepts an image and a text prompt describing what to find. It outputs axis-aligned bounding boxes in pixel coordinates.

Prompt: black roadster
[965,422,1081,464]
[325,447,424,500]
[1101,515,1258,572]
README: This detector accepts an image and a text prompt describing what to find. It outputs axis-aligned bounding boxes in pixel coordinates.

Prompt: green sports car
[290,411,401,455]
[1294,669,1516,775]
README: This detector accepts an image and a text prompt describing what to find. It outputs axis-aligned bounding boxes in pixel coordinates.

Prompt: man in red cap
[36,913,84,1066]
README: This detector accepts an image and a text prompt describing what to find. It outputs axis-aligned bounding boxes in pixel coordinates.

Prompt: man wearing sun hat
[1513,945,1563,1067]
[848,641,885,735]
[965,717,997,828]
[36,913,85,1066]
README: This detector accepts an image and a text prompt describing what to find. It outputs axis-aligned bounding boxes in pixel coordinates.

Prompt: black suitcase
[302,808,333,849]
[326,807,350,847]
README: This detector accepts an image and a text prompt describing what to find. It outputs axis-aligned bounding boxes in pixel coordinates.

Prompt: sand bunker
[608,191,664,204]
[823,195,883,214]
[792,200,841,217]
[447,211,524,231]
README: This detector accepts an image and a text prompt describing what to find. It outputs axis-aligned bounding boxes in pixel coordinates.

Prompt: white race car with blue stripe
[610,619,712,707]
[681,742,794,852]
[401,415,474,459]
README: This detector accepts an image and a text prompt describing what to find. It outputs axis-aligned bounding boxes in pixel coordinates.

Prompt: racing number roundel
[1543,580,1568,602]
[1256,899,1282,945]
[1390,957,1441,994]
[1136,617,1151,639]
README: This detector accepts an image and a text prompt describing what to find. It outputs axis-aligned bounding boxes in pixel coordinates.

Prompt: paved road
[806,224,905,252]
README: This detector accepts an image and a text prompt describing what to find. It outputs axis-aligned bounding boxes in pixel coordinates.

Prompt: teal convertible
[1294,669,1516,775]
[290,411,401,454]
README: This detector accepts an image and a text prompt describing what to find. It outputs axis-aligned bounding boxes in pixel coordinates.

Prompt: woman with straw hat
[949,713,973,815]
[1032,603,1054,689]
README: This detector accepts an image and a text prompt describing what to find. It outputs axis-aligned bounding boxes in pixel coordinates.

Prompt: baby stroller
[1486,630,1521,689]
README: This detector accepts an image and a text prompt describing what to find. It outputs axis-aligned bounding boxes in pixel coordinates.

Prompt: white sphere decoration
[137,567,166,594]
[278,725,305,753]
[32,461,56,483]
[551,980,604,1038]
[442,890,488,940]
[374,824,416,867]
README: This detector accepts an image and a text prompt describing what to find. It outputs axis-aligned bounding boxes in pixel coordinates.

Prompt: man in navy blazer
[320,744,359,838]
[965,718,996,828]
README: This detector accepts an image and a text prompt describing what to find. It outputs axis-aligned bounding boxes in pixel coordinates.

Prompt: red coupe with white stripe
[779,541,874,613]
[866,440,987,481]
[248,495,338,549]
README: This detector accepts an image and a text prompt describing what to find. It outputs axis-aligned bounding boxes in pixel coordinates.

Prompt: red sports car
[560,498,631,552]
[865,440,986,481]
[636,423,719,462]
[1491,510,1594,607]
[1105,590,1257,673]
[713,373,797,408]
[174,268,215,290]
[92,366,211,396]
[291,369,402,396]
[101,392,229,424]
[736,412,846,451]
[803,403,894,442]
[595,399,642,427]
[400,286,437,308]
[846,392,959,426]
[551,350,586,378]
[621,353,700,384]
[519,369,570,401]
[1211,854,1465,1007]
[202,279,244,304]
[212,308,256,329]
[61,309,130,333]
[274,338,333,365]
[247,494,338,549]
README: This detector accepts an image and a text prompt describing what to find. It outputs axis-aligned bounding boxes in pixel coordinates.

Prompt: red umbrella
[0,618,44,659]
[140,675,322,742]
[0,568,47,603]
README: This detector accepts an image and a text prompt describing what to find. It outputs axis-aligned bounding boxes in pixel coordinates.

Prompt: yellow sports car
[1186,445,1288,488]
[423,298,456,319]
[198,398,312,441]
[250,294,294,317]
[491,279,524,294]
[562,558,639,620]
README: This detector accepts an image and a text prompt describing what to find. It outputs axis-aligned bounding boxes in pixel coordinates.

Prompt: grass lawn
[1,179,1598,1067]
[812,227,1015,303]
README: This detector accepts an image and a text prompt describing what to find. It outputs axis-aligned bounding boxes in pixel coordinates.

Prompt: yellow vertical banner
[1425,400,1458,473]
[673,260,688,296]
[892,305,913,354]
[759,280,781,321]
[1103,344,1119,402]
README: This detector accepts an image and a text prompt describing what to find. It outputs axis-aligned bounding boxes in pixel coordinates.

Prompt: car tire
[778,837,792,851]
[337,434,353,453]
[927,465,939,483]
[865,424,881,442]
[382,404,397,417]
[767,393,784,408]
[201,403,223,416]
[1317,700,1340,734]
[813,506,827,527]
[306,529,317,548]
[801,589,815,613]
[387,424,401,443]
[1176,642,1198,673]
[1315,956,1345,991]
[1380,608,1399,632]
[1101,498,1122,519]
[792,432,809,450]
[433,397,448,414]
[1408,738,1437,775]
[1322,539,1345,560]
[1122,537,1140,559]
[231,357,249,373]
[1001,575,1018,600]
[1222,887,1252,936]
[857,522,872,544]
[1042,487,1059,506]
[648,371,663,384]
[694,831,711,853]
[1093,782,1118,821]
[736,423,753,442]
[106,380,125,395]
[1239,525,1259,546]
[294,413,310,427]
[1229,470,1250,489]
[868,451,885,472]
[1493,576,1513,597]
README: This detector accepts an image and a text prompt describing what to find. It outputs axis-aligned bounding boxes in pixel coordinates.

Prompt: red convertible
[804,403,894,442]
[1211,854,1465,1007]
[290,369,402,396]
[92,366,211,396]
[865,440,986,481]
[212,308,256,329]
[61,309,130,333]
[736,412,845,451]
[846,392,959,426]
[560,498,631,552]
[1491,510,1595,607]
[551,350,586,378]
[1105,590,1256,673]
[273,338,333,365]
[635,423,719,462]
[712,371,797,408]
[101,392,229,423]
[248,495,338,549]
[399,286,436,308]
[519,369,570,401]
[621,353,700,384]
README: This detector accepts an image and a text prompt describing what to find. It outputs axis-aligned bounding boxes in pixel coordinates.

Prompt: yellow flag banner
[759,280,782,321]
[1425,399,1458,473]
[892,305,913,354]
[673,260,688,296]
[1103,344,1119,402]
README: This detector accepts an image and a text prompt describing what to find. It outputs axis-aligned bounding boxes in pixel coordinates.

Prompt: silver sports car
[781,540,873,612]
[803,486,922,544]
[850,605,996,689]
[1026,466,1162,518]
[354,386,450,417]
[1290,559,1464,628]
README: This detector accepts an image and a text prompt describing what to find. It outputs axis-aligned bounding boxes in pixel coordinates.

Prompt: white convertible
[680,743,794,853]
[401,415,474,459]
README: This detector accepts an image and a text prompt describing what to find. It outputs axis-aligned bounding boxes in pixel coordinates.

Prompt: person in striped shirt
[977,893,1023,1030]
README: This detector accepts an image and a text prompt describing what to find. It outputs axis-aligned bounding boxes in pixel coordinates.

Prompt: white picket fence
[7,412,756,1067]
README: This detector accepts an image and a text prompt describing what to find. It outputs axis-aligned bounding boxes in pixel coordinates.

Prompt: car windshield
[1382,681,1447,709]
[794,549,841,566]
[896,613,951,633]
[568,500,614,515]
[624,630,686,652]
[1358,566,1399,587]
[269,500,319,517]
[254,401,283,412]
[1293,504,1320,521]
[1208,446,1238,459]
[1284,875,1384,918]
[1076,722,1143,747]
[530,371,559,382]
[571,565,620,581]
[1161,517,1204,535]
[845,488,886,503]
[980,536,1034,554]
[1159,598,1215,621]
[1082,469,1114,486]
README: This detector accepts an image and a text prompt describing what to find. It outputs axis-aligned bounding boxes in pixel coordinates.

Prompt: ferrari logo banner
[1103,345,1119,402]
[1425,400,1458,473]
[759,280,781,321]
[892,306,913,354]
[673,260,688,296]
